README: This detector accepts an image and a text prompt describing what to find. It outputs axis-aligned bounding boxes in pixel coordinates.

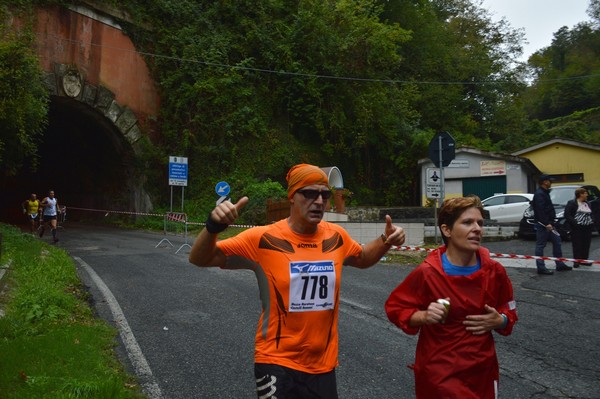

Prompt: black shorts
[254,363,338,399]
[43,215,57,221]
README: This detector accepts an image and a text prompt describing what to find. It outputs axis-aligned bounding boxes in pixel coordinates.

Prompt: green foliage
[526,22,600,121]
[236,178,287,225]
[120,0,448,206]
[0,231,83,332]
[0,25,49,176]
[8,0,600,208]
[0,224,143,398]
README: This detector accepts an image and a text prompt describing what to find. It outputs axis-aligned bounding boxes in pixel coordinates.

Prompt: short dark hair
[575,187,587,198]
[437,196,484,244]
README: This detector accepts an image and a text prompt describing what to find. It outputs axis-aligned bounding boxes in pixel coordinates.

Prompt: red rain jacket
[385,246,517,398]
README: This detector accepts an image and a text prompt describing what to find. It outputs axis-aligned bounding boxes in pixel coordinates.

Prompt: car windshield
[550,187,576,205]
[585,185,600,201]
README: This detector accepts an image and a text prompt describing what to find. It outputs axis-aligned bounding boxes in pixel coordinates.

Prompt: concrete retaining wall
[331,222,425,246]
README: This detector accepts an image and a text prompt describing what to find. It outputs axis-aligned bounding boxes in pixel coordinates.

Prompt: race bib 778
[289,260,335,312]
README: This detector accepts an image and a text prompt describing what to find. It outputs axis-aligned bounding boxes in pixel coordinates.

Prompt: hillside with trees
[2,0,600,213]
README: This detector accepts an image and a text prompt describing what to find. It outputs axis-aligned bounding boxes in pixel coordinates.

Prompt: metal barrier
[155,212,191,253]
[57,206,67,229]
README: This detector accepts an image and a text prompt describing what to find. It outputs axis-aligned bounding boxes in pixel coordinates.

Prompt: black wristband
[205,214,228,234]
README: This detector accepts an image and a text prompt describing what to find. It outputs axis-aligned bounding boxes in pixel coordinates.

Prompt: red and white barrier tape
[66,206,256,228]
[392,245,599,265]
[65,207,599,265]
[165,213,187,222]
[67,206,164,217]
[186,221,256,228]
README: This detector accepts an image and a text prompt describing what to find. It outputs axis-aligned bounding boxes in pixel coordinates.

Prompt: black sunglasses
[297,189,332,200]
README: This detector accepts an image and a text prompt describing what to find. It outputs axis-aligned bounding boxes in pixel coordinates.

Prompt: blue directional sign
[215,181,231,197]
[169,156,188,186]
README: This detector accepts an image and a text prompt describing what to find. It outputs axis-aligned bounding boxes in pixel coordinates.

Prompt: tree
[526,22,600,120]
[120,0,530,206]
[589,0,600,26]
[0,30,48,176]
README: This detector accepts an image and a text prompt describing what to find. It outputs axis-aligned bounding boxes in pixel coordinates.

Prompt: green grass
[0,224,144,399]
[382,247,428,265]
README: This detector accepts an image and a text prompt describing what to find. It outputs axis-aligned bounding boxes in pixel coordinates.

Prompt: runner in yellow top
[22,193,40,234]
[189,163,406,398]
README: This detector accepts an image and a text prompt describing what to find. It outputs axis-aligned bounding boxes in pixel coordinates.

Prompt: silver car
[482,193,534,223]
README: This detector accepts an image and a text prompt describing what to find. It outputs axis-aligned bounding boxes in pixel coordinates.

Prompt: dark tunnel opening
[1,96,135,224]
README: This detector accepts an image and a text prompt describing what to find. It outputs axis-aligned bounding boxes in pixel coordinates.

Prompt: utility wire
[42,34,600,86]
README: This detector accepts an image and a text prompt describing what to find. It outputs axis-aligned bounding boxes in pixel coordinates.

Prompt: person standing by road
[22,193,40,234]
[385,196,518,399]
[39,190,60,243]
[189,163,406,399]
[565,187,594,268]
[532,174,571,274]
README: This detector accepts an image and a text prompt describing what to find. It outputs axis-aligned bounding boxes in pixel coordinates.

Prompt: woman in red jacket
[385,196,517,399]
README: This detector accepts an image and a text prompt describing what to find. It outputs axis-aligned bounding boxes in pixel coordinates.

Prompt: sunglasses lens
[299,190,332,200]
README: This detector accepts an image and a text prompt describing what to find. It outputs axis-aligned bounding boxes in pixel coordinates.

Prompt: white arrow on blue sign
[215,181,231,197]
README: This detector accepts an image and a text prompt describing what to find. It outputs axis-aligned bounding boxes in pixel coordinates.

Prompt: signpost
[428,132,456,244]
[158,156,191,252]
[215,181,231,205]
[169,157,188,186]
[426,168,441,200]
[428,131,456,168]
[427,131,456,203]
[168,156,188,212]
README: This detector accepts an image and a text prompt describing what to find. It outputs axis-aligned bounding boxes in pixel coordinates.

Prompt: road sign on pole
[168,156,188,212]
[426,167,442,199]
[169,156,188,186]
[215,181,231,205]
[426,183,441,199]
[428,131,456,168]
[427,131,456,206]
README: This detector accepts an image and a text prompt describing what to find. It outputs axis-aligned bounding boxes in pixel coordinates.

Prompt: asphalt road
[49,223,600,399]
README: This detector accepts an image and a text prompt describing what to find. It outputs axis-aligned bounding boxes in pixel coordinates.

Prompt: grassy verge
[382,247,429,265]
[0,224,144,399]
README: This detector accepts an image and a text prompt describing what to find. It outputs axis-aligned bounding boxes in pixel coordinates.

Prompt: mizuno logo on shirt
[291,262,334,274]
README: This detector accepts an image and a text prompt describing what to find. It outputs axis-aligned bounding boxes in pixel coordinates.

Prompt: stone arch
[29,63,154,220]
[2,3,159,223]
[46,63,144,154]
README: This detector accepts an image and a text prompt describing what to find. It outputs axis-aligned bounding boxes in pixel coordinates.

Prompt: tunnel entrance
[1,96,137,224]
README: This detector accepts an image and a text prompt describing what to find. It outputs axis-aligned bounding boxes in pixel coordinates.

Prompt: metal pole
[170,186,173,212]
[181,186,185,212]
[433,199,438,245]
[439,135,445,204]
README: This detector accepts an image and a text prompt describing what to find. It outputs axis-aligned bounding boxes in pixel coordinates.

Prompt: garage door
[462,176,506,200]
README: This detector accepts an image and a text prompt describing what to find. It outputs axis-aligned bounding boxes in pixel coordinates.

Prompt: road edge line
[74,256,163,399]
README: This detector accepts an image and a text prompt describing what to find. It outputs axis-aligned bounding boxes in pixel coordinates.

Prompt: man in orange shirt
[189,164,406,398]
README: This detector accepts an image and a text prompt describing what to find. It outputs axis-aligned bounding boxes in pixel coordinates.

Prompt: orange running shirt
[217,219,363,374]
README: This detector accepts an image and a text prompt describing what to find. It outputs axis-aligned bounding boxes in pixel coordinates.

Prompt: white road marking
[74,256,163,399]
[498,258,600,272]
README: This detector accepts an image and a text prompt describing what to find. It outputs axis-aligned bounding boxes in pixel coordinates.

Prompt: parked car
[518,184,600,240]
[481,193,534,223]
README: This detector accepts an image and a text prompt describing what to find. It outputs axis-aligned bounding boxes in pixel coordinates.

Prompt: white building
[418,147,540,205]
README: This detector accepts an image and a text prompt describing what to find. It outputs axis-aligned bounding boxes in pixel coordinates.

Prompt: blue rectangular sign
[169,156,188,186]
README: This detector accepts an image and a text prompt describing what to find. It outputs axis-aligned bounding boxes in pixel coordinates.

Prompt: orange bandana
[286,164,329,199]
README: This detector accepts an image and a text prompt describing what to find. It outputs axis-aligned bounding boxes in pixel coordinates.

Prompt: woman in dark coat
[565,187,594,267]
